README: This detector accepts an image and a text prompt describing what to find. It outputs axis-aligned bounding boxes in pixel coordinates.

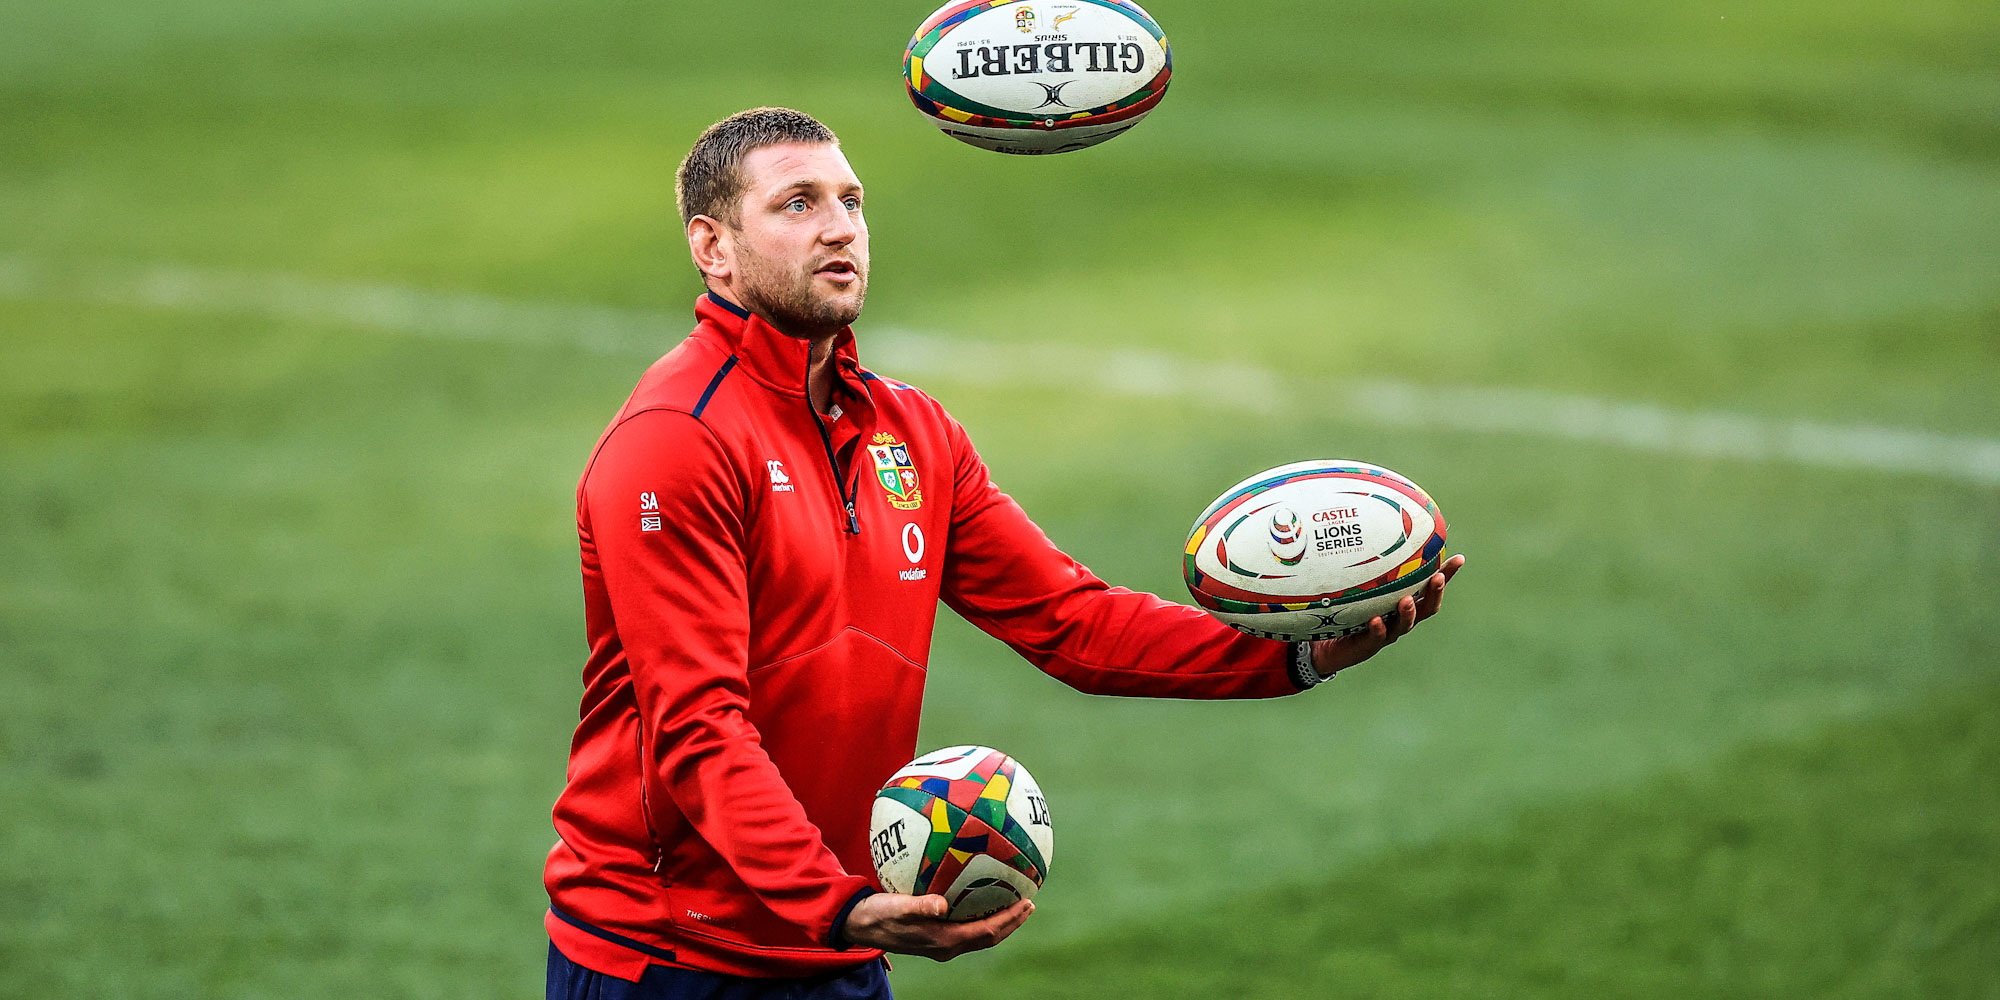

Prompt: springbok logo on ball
[1267,507,1306,565]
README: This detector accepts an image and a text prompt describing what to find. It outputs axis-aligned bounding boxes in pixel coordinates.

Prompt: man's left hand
[1308,554,1465,678]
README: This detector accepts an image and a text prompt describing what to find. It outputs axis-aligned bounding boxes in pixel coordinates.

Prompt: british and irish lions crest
[870,433,922,510]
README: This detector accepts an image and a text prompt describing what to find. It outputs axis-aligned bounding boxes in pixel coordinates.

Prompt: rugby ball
[1183,460,1449,642]
[869,746,1053,920]
[903,0,1172,154]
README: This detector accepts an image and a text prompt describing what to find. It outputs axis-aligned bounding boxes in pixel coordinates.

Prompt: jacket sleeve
[583,408,872,943]
[936,417,1310,699]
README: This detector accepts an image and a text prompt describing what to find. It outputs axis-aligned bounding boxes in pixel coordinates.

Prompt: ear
[688,215,733,283]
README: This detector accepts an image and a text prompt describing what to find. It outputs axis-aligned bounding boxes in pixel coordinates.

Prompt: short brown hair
[676,107,839,227]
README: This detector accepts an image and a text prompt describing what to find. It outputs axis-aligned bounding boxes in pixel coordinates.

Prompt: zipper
[808,358,862,535]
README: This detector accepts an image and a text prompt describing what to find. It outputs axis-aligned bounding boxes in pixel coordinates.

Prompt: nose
[820,208,859,248]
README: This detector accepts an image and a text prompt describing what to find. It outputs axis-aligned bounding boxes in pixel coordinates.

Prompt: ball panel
[890,744,993,782]
[868,747,1052,915]
[1189,460,1428,525]
[902,805,1045,900]
[885,746,1016,812]
[941,853,1038,920]
[905,0,1172,153]
[918,4,1167,117]
[868,796,928,896]
[1186,478,1440,601]
[909,0,994,41]
[911,110,1154,154]
[1002,759,1054,870]
[1202,569,1437,640]
[1183,460,1448,641]
[1201,491,1426,582]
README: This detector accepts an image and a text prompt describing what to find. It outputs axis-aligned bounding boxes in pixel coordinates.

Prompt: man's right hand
[839,893,1034,961]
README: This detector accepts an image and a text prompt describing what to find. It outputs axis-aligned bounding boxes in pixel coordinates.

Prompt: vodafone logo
[897,522,929,582]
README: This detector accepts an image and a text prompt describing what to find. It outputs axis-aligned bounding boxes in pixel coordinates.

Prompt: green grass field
[3,0,1997,997]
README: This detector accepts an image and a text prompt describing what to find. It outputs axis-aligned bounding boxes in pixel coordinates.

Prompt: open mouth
[815,260,858,281]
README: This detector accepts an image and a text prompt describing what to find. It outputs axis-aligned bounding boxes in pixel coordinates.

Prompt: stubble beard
[734,242,867,341]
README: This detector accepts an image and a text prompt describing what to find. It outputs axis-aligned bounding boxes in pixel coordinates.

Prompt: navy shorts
[546,942,893,1000]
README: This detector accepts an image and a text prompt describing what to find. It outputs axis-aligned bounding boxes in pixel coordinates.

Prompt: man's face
[721,142,868,337]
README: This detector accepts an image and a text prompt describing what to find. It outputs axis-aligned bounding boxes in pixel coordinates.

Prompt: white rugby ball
[869,746,1052,920]
[903,0,1172,154]
[1183,460,1450,641]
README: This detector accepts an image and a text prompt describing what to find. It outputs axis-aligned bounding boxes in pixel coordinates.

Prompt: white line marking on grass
[0,256,679,355]
[6,255,1998,486]
[866,332,2000,486]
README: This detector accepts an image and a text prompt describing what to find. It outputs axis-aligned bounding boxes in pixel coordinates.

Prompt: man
[543,107,1464,1000]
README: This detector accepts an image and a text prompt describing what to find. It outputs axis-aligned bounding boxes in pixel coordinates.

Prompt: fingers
[1392,596,1418,638]
[853,893,1035,962]
[1350,615,1393,652]
[1413,554,1466,624]
[926,899,1035,961]
[869,892,948,925]
[1412,573,1446,624]
[965,899,1034,948]
[1314,617,1390,676]
[844,893,957,953]
[1310,554,1466,675]
[1367,597,1418,647]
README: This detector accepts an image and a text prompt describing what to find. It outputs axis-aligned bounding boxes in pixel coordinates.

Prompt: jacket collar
[694,292,863,399]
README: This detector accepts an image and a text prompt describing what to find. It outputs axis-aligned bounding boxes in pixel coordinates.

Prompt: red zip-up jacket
[544,293,1314,980]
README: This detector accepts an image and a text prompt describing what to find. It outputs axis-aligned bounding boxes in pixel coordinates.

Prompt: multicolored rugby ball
[903,0,1171,154]
[868,746,1053,920]
[1184,460,1450,642]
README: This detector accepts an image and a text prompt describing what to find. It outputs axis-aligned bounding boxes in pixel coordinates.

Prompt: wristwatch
[1290,642,1325,689]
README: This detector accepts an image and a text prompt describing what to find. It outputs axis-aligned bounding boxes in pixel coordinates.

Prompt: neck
[705,284,844,413]
[806,334,839,415]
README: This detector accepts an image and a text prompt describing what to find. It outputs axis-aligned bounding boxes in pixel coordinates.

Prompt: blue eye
[843,197,861,211]
[786,199,807,212]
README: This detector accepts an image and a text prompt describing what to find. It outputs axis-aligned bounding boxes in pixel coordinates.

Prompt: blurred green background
[3,0,1997,996]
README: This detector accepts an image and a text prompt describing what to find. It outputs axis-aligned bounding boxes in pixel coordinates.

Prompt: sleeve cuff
[827,885,878,949]
[1288,642,1324,690]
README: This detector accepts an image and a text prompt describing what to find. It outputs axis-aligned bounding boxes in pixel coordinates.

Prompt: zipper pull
[845,500,860,535]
